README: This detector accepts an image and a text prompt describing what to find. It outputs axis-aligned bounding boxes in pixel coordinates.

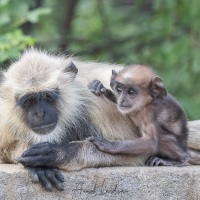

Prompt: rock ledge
[0,164,200,200]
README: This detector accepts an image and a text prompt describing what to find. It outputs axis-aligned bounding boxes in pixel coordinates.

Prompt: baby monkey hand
[88,80,107,96]
[88,80,117,103]
[87,136,119,154]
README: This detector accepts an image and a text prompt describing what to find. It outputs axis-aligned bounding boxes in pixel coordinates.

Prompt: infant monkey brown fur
[88,65,189,166]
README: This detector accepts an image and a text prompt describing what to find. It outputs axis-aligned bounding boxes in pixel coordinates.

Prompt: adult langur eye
[116,86,122,93]
[46,94,54,102]
[46,92,59,103]
[128,88,136,95]
[22,99,32,107]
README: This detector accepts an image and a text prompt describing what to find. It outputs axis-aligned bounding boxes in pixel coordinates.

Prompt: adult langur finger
[17,156,51,167]
[36,168,53,191]
[53,169,65,183]
[21,146,53,157]
[27,167,39,183]
[45,169,64,191]
[26,142,50,150]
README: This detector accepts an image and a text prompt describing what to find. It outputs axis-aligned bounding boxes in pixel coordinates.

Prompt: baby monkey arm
[88,80,117,103]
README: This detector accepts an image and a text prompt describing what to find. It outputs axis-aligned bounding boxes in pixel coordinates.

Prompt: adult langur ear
[110,70,118,89]
[64,62,78,81]
[111,70,118,79]
[150,76,167,100]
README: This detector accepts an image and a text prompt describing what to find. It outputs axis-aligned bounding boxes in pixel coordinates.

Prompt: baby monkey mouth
[32,122,57,135]
[118,105,133,113]
[119,105,132,109]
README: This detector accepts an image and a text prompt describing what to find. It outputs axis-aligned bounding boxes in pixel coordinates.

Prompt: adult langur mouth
[32,123,57,135]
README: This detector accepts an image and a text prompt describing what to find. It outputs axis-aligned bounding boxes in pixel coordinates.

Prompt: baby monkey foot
[146,156,173,166]
[146,155,189,167]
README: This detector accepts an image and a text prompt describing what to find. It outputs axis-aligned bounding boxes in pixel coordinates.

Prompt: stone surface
[0,120,199,200]
[0,164,200,200]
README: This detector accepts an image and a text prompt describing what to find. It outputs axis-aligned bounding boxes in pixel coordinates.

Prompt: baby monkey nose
[120,99,125,104]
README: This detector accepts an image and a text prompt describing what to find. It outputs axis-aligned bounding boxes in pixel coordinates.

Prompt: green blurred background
[0,0,199,120]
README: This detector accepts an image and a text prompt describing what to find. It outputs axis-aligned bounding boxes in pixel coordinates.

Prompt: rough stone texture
[0,120,199,200]
[0,164,200,200]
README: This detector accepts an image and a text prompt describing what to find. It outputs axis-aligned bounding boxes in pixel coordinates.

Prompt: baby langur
[88,65,189,166]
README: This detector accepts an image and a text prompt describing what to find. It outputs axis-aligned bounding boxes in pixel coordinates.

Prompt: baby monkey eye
[128,88,136,95]
[116,86,122,93]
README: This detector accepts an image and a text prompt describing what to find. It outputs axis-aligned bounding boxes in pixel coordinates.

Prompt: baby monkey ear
[150,76,167,99]
[64,62,78,80]
[110,70,118,89]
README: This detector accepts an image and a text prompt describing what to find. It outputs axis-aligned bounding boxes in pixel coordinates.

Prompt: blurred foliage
[0,0,200,120]
[0,0,50,63]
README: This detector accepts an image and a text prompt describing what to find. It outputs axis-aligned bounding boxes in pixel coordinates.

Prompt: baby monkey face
[113,82,146,114]
[110,67,167,114]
